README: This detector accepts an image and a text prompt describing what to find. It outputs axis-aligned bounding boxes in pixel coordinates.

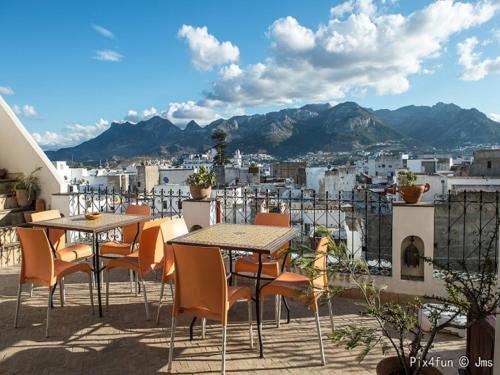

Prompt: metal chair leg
[248,300,254,349]
[59,279,65,307]
[129,270,134,293]
[168,316,177,371]
[14,283,22,328]
[275,295,281,328]
[327,298,335,334]
[156,281,165,325]
[221,325,227,375]
[202,317,206,339]
[169,279,174,299]
[88,273,95,314]
[141,279,150,320]
[105,269,110,311]
[46,287,52,338]
[314,310,326,365]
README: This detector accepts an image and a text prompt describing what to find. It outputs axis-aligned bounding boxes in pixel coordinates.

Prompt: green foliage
[13,167,41,200]
[212,128,228,166]
[186,166,216,188]
[397,170,417,187]
[290,225,500,375]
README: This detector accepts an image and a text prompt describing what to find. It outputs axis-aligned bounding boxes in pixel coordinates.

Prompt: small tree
[212,128,228,166]
[288,226,500,375]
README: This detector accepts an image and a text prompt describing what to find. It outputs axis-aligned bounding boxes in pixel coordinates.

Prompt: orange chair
[100,205,152,256]
[168,244,253,374]
[155,217,188,325]
[234,212,290,326]
[31,210,92,262]
[100,205,151,293]
[105,219,166,320]
[259,237,334,365]
[14,227,94,337]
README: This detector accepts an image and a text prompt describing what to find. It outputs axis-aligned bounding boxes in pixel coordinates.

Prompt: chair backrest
[255,212,290,259]
[31,210,65,250]
[172,244,228,324]
[159,218,189,275]
[312,237,329,289]
[17,227,55,287]
[122,205,152,244]
[137,218,166,276]
[255,212,290,227]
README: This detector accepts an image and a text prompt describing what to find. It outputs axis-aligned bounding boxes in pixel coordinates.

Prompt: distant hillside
[374,103,500,148]
[46,102,500,162]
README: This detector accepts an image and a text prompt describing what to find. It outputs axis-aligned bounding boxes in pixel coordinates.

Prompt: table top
[168,223,298,254]
[33,213,150,233]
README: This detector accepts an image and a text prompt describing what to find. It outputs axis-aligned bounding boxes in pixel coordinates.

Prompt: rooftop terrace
[0,266,465,374]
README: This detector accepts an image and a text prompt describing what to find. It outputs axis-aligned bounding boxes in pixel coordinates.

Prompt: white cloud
[92,24,115,39]
[13,104,37,117]
[93,50,123,62]
[457,36,500,81]
[489,113,500,122]
[123,107,160,123]
[32,118,110,149]
[202,0,500,107]
[331,1,355,18]
[166,101,220,125]
[268,17,315,52]
[0,86,14,96]
[177,25,239,70]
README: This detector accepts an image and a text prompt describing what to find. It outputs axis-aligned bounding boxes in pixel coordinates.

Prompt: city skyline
[0,0,499,149]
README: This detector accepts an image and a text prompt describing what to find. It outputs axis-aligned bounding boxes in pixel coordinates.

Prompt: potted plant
[13,167,41,208]
[187,166,216,200]
[395,171,430,204]
[249,162,260,174]
[289,226,500,375]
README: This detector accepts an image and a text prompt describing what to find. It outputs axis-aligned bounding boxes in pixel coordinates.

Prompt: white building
[159,167,194,185]
[368,154,408,184]
[324,166,356,198]
[305,167,328,195]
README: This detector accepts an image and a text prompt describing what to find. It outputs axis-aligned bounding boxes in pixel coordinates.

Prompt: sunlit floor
[0,265,465,374]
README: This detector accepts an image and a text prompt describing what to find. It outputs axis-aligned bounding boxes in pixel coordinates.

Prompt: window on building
[487,161,492,169]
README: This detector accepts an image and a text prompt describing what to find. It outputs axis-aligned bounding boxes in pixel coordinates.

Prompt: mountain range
[45,102,500,162]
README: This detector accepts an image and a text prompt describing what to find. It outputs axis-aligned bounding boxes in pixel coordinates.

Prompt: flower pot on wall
[376,356,442,375]
[15,189,34,208]
[189,185,212,200]
[397,183,430,204]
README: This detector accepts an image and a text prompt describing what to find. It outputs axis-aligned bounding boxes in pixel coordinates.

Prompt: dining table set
[15,206,336,374]
[30,211,299,359]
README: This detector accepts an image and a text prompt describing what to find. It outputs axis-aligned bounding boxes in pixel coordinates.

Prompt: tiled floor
[0,265,465,374]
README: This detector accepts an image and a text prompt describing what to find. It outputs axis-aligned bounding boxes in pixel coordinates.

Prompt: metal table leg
[256,254,264,358]
[94,233,103,317]
[189,316,197,340]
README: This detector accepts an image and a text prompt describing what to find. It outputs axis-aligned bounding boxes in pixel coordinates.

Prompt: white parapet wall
[0,96,65,204]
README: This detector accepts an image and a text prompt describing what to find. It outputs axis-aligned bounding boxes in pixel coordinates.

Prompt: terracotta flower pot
[190,185,212,200]
[15,189,34,208]
[397,183,430,204]
[376,356,442,375]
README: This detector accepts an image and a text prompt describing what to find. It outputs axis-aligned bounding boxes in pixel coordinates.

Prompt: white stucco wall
[0,96,65,204]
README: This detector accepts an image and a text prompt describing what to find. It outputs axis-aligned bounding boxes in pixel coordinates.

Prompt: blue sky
[0,0,499,149]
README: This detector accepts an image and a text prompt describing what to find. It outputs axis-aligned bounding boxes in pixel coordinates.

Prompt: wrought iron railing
[54,187,500,274]
[0,186,495,274]
[65,187,394,275]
